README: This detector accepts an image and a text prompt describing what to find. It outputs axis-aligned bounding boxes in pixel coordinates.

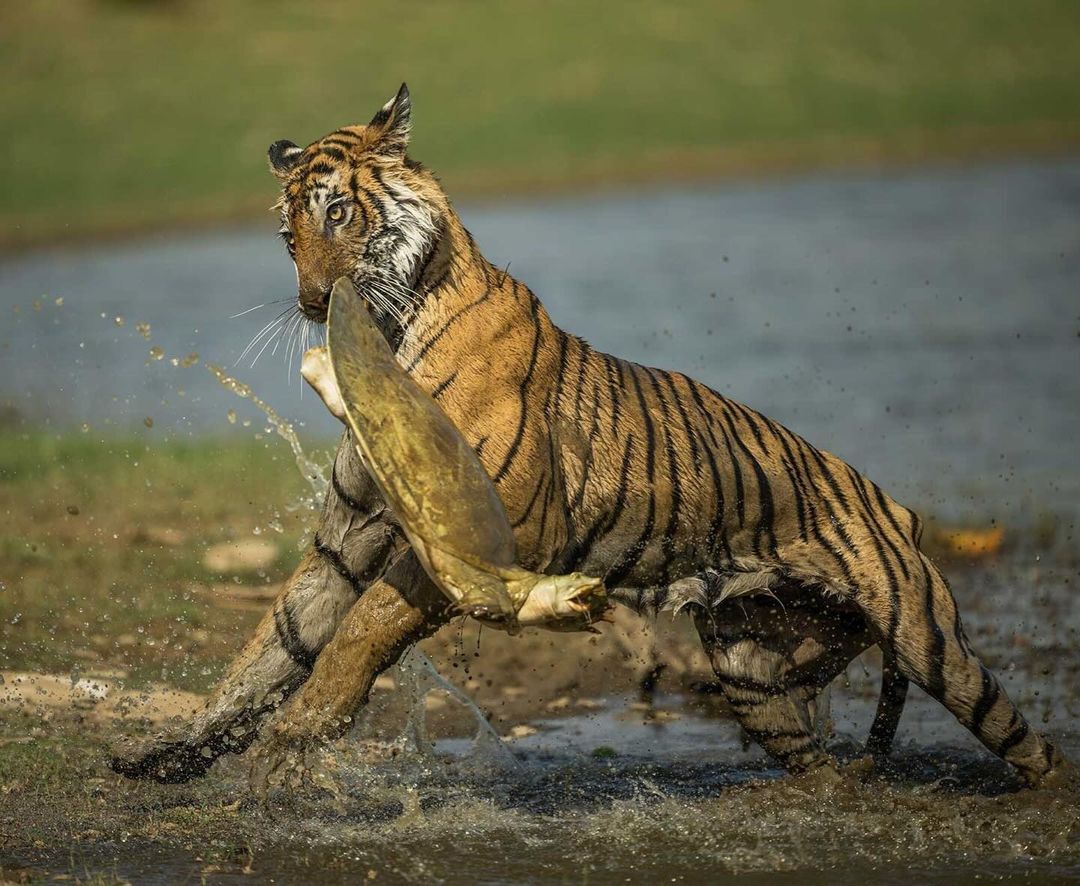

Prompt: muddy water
[5,543,1078,883]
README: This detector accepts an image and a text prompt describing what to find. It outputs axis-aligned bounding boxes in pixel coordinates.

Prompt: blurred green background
[2,0,1080,249]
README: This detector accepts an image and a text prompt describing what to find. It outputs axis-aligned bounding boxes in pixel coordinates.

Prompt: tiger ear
[268,140,303,180]
[367,83,411,157]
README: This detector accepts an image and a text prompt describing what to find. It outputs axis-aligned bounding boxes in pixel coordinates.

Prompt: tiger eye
[327,204,345,223]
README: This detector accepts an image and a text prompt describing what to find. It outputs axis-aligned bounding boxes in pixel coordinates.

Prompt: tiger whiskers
[236,305,294,367]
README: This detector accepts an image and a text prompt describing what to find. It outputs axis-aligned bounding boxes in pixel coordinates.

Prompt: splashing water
[205,362,510,763]
[395,647,518,769]
[205,362,328,502]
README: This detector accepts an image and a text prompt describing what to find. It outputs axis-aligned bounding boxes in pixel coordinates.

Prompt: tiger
[110,84,1064,788]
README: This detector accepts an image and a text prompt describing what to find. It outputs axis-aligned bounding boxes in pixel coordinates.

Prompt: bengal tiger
[111,84,1064,788]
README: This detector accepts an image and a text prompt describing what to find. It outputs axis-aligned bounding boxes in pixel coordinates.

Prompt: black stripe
[970,666,1001,736]
[725,695,768,710]
[331,465,366,514]
[685,378,719,448]
[850,469,912,582]
[313,534,364,596]
[917,555,948,699]
[356,183,388,225]
[796,442,858,555]
[662,373,702,473]
[646,369,684,582]
[791,443,858,587]
[273,602,317,672]
[690,380,745,529]
[429,371,458,401]
[998,719,1031,757]
[725,399,771,456]
[604,492,656,588]
[717,406,777,560]
[867,477,916,544]
[537,475,555,542]
[318,145,347,162]
[572,339,591,422]
[512,472,548,529]
[772,431,810,543]
[404,284,492,373]
[550,330,573,418]
[602,353,623,429]
[742,725,815,742]
[805,444,855,518]
[715,674,788,696]
[492,295,543,483]
[551,433,635,573]
[569,384,603,514]
[696,427,732,563]
[628,366,656,481]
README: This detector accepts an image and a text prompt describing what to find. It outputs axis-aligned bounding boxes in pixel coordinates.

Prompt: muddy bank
[1,546,1077,883]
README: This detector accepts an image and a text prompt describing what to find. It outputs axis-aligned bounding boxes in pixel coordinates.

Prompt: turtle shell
[326,276,517,573]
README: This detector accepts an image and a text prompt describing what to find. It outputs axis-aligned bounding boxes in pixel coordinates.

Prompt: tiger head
[268,84,445,329]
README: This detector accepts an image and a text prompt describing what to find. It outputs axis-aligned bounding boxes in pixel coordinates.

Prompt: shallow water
[2,158,1079,524]
[4,542,1076,883]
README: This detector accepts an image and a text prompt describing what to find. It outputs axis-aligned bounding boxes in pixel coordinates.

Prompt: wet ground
[1,159,1079,881]
[1,537,1077,883]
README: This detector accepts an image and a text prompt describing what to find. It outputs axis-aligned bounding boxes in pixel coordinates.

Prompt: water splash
[395,648,518,769]
[205,363,511,765]
[205,362,327,502]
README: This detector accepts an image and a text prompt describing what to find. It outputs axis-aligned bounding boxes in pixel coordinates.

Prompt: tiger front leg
[110,441,396,783]
[250,550,449,794]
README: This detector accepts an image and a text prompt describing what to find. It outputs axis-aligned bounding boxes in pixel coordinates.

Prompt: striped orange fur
[111,85,1063,788]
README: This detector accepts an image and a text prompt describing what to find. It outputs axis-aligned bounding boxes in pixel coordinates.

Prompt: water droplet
[114,315,125,327]
[54,297,64,307]
[144,416,154,428]
[136,322,151,340]
[80,423,90,433]
[149,346,165,361]
[227,409,237,425]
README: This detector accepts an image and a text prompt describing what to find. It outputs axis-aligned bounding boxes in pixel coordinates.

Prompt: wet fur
[111,86,1063,787]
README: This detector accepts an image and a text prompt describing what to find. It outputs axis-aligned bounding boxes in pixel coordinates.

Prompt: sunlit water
[2,160,1079,881]
[2,158,1078,525]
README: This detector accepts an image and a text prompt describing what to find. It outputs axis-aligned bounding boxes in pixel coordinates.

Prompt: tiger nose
[299,285,330,321]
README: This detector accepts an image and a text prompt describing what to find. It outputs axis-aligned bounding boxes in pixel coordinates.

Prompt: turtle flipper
[455,583,517,623]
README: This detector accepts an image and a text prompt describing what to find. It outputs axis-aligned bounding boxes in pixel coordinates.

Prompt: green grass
[2,0,1080,247]
[0,432,320,690]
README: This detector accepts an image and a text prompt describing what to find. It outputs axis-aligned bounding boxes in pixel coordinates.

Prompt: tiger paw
[248,731,317,805]
[109,735,217,784]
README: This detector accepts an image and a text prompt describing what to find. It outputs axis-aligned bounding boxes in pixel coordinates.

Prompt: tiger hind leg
[691,591,865,774]
[857,552,1064,786]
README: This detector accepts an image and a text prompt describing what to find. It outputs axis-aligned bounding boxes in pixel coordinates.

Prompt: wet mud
[1,541,1077,884]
